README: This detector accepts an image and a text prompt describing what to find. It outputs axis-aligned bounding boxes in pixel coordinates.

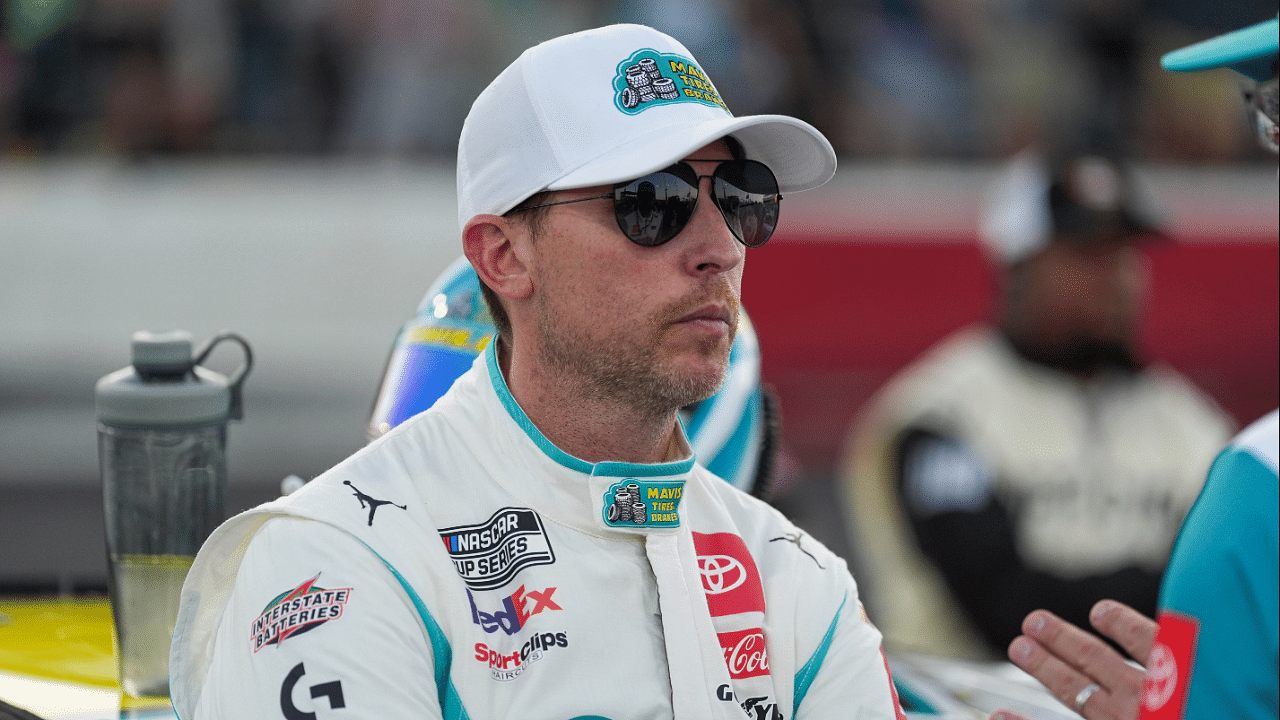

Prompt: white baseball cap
[456,24,837,231]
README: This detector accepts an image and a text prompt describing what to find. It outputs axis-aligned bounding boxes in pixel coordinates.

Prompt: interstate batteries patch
[440,508,556,590]
[613,49,728,115]
[251,575,350,652]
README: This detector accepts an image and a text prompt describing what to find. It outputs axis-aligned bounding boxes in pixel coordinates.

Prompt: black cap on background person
[979,148,1163,267]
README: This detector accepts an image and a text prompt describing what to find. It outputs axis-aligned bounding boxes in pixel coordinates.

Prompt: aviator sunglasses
[511,158,783,248]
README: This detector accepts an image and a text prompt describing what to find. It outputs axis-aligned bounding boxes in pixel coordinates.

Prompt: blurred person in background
[839,147,1233,660]
[335,0,490,156]
[995,13,1278,720]
[4,0,1276,162]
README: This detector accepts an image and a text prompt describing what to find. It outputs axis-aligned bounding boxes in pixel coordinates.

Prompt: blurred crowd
[1,0,1275,163]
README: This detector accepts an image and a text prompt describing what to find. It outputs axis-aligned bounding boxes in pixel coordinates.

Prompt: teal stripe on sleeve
[365,544,472,720]
[794,593,847,712]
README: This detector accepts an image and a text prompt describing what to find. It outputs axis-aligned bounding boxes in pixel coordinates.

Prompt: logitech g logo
[281,662,345,719]
[698,554,747,595]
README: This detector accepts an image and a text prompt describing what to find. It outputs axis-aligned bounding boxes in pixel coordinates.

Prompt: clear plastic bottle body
[98,423,227,701]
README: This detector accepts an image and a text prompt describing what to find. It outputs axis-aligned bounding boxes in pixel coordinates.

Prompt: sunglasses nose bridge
[688,173,732,231]
[693,173,718,214]
[680,180,744,263]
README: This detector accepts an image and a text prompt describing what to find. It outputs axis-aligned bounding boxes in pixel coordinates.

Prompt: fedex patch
[468,585,562,635]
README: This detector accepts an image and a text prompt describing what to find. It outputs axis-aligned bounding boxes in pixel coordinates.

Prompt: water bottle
[95,330,251,710]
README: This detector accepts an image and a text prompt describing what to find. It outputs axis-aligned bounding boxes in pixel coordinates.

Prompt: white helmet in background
[368,256,779,498]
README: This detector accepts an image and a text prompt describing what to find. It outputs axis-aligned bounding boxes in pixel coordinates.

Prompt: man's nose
[682,176,745,276]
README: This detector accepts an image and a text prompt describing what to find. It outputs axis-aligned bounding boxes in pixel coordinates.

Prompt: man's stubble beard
[536,282,739,420]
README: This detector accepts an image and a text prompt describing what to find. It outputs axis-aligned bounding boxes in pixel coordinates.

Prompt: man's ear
[463,215,533,301]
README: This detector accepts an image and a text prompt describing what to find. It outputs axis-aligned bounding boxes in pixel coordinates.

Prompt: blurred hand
[991,600,1158,720]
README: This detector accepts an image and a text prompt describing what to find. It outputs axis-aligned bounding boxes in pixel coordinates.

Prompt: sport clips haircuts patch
[613,48,729,115]
[439,508,556,590]
[251,575,350,652]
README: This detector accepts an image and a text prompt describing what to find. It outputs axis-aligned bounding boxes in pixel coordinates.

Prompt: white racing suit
[170,342,905,720]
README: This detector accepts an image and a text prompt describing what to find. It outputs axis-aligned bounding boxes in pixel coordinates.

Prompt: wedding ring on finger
[1074,682,1101,714]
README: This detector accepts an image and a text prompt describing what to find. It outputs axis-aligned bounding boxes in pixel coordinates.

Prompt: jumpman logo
[343,481,406,526]
[769,532,823,568]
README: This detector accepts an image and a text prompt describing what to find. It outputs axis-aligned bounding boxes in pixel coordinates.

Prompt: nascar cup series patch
[439,507,556,590]
[602,478,684,528]
[613,49,729,115]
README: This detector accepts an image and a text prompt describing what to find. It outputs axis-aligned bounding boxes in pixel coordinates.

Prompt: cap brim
[1161,16,1279,82]
[546,114,837,194]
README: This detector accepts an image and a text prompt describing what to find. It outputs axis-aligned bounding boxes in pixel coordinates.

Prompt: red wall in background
[743,235,1279,475]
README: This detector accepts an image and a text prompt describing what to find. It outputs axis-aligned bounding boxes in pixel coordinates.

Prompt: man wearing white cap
[169,24,906,719]
[838,147,1232,660]
[994,13,1278,720]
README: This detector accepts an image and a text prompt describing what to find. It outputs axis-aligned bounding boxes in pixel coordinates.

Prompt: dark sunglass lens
[613,166,699,246]
[713,160,780,247]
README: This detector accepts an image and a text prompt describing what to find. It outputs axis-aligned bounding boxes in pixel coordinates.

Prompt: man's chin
[667,325,735,360]
[663,355,731,404]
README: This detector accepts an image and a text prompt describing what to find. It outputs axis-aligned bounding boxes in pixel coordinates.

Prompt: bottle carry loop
[193,331,254,421]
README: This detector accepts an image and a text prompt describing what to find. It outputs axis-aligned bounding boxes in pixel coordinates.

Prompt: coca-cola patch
[693,532,766,616]
[718,628,771,679]
[1139,611,1199,720]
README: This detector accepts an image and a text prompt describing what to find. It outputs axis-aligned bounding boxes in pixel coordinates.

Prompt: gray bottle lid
[96,330,252,428]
